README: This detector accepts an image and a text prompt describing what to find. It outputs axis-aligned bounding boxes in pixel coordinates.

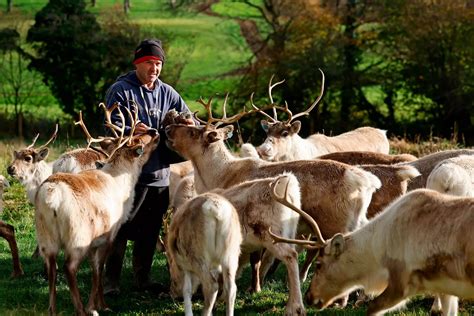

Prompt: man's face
[135,59,162,86]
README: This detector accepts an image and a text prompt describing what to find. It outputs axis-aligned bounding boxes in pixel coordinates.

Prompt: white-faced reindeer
[167,174,305,316]
[0,175,23,278]
[7,124,109,205]
[271,184,474,316]
[165,96,382,295]
[34,104,159,315]
[7,126,60,204]
[252,70,390,161]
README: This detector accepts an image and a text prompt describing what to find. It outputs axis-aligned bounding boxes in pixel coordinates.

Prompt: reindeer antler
[27,124,59,149]
[284,68,325,124]
[252,69,325,125]
[268,175,326,249]
[195,94,269,129]
[75,111,110,153]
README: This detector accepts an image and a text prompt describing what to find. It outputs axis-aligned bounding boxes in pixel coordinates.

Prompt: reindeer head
[266,172,351,309]
[253,69,325,161]
[165,94,260,160]
[7,125,58,182]
[76,103,160,171]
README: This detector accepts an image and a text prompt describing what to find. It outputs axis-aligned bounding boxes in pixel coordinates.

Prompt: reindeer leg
[97,244,112,312]
[249,250,262,292]
[0,221,23,277]
[222,259,238,316]
[45,254,58,316]
[438,294,458,316]
[267,243,305,316]
[64,255,86,316]
[201,270,219,316]
[299,248,317,282]
[367,270,409,316]
[86,247,108,314]
[259,250,278,283]
[183,272,194,316]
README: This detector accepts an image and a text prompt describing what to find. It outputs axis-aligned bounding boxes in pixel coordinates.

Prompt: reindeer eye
[315,260,323,271]
[25,156,33,163]
[281,131,289,137]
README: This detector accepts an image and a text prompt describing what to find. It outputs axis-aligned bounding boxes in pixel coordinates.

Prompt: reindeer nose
[7,165,15,176]
[147,128,158,137]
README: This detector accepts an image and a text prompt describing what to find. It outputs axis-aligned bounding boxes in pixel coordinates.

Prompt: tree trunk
[340,3,357,124]
[124,0,130,13]
[7,0,12,13]
[91,0,96,7]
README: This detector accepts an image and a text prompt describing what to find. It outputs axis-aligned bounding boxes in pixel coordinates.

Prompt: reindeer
[251,70,390,161]
[34,104,159,315]
[7,124,110,205]
[165,96,382,294]
[318,151,418,165]
[404,149,474,191]
[424,154,474,313]
[0,175,23,278]
[270,184,474,316]
[7,125,60,204]
[166,189,242,316]
[167,174,305,315]
[426,155,474,197]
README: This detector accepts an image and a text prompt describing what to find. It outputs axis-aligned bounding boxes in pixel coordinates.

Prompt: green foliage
[26,0,140,126]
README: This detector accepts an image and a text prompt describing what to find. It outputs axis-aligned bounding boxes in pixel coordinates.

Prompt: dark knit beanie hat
[133,39,166,65]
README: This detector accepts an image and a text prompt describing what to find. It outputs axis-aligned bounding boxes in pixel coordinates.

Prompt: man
[103,38,194,294]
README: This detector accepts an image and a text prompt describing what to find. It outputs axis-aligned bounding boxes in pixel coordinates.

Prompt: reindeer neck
[26,161,52,204]
[189,141,242,192]
[101,160,141,196]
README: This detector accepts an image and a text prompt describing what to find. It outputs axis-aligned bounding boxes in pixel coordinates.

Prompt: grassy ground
[0,137,473,315]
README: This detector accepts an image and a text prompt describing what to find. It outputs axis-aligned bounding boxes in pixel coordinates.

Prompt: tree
[376,0,474,142]
[0,27,49,138]
[6,0,12,13]
[27,0,140,128]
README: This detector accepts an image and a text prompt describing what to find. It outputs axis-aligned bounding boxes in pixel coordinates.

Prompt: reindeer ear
[222,125,234,140]
[328,233,345,258]
[205,131,220,143]
[290,121,301,134]
[37,148,49,162]
[261,120,270,132]
[99,139,117,153]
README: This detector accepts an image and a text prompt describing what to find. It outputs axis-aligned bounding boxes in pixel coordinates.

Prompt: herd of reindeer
[1,71,474,316]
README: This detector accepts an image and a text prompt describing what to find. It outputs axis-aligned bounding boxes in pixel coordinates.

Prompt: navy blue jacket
[105,71,190,187]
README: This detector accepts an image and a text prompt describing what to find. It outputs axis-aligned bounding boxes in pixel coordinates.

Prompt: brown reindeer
[34,104,159,315]
[167,174,306,316]
[270,184,474,316]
